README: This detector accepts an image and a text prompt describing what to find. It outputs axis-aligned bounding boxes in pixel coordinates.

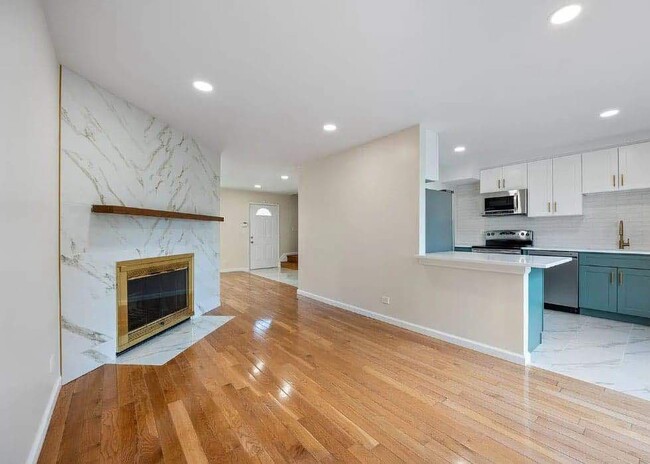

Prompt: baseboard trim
[297,289,527,366]
[220,268,249,273]
[27,376,62,464]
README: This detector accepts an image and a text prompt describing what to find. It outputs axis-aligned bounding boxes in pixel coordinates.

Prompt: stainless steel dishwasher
[527,250,580,313]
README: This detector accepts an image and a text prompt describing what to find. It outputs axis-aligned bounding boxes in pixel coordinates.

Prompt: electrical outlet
[381,296,390,305]
[49,354,55,374]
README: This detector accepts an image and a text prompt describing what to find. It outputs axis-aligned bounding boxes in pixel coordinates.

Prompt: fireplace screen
[128,268,188,332]
[116,254,194,353]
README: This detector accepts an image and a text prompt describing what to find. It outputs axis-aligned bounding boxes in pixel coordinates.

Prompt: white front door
[249,203,279,270]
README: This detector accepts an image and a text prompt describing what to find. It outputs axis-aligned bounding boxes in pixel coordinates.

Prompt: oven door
[482,190,527,216]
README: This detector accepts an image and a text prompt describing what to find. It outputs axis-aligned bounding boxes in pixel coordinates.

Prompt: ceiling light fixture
[550,4,582,25]
[454,146,466,153]
[254,184,262,189]
[192,80,213,92]
[323,123,337,132]
[599,108,620,118]
[281,175,289,180]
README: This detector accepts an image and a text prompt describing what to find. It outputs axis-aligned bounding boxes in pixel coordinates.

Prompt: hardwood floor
[40,272,650,463]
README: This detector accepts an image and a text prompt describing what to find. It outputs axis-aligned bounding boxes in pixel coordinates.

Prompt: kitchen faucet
[618,220,630,250]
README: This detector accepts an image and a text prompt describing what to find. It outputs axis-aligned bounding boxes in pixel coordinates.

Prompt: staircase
[281,254,298,270]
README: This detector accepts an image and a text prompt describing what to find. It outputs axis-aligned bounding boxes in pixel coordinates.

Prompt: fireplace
[116,254,194,353]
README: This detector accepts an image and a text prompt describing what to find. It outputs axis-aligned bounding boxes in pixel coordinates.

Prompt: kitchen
[426,140,650,400]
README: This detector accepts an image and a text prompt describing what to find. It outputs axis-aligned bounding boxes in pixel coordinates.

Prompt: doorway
[249,203,280,270]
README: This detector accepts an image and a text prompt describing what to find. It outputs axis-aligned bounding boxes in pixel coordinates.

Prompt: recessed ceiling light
[454,146,466,153]
[550,4,582,25]
[254,184,262,189]
[599,108,620,118]
[281,175,289,180]
[192,80,213,92]
[323,123,337,132]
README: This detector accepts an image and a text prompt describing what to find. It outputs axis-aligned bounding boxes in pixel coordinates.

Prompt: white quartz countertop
[523,246,650,256]
[418,251,571,272]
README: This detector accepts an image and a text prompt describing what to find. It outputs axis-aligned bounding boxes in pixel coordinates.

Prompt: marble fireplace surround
[60,68,222,383]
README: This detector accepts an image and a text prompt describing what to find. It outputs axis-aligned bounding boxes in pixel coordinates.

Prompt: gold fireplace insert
[116,253,194,353]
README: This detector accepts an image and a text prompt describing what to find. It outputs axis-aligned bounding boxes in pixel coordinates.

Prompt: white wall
[60,68,221,383]
[455,182,650,250]
[299,127,526,358]
[220,189,298,271]
[0,0,61,462]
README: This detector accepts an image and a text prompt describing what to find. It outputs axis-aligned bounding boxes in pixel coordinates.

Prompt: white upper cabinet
[479,163,527,193]
[528,155,582,217]
[420,127,439,182]
[552,154,583,216]
[582,148,619,194]
[502,163,528,191]
[582,142,650,194]
[619,142,650,191]
[480,167,503,193]
[527,159,553,217]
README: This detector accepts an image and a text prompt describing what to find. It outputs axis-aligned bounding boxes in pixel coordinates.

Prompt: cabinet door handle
[621,174,624,187]
[547,202,551,213]
[503,178,506,189]
[498,179,501,189]
[553,201,557,213]
[610,271,614,284]
[613,174,616,187]
[619,271,623,286]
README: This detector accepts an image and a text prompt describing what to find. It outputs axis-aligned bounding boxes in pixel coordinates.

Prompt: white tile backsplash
[454,183,650,251]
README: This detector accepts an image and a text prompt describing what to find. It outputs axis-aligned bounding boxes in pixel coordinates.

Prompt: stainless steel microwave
[482,189,528,216]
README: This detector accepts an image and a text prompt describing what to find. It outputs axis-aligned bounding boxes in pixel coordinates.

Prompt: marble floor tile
[114,315,233,366]
[629,326,650,341]
[249,267,299,287]
[532,309,650,402]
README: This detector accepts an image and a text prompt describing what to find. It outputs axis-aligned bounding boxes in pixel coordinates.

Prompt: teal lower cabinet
[578,253,650,324]
[618,268,650,318]
[528,268,544,352]
[579,265,618,313]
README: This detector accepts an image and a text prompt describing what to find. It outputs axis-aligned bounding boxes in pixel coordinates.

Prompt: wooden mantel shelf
[91,205,224,222]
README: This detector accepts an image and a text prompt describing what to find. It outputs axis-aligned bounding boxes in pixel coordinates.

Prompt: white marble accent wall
[455,183,650,250]
[60,68,221,383]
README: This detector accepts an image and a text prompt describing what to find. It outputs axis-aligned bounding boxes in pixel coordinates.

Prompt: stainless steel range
[471,230,533,255]
[471,230,580,312]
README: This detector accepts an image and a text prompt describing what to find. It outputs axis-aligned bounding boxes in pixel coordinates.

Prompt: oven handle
[482,210,516,216]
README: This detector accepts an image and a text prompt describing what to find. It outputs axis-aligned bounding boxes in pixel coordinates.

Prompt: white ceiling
[43,0,650,193]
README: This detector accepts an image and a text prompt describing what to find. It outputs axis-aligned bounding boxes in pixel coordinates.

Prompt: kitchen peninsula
[417,251,571,364]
